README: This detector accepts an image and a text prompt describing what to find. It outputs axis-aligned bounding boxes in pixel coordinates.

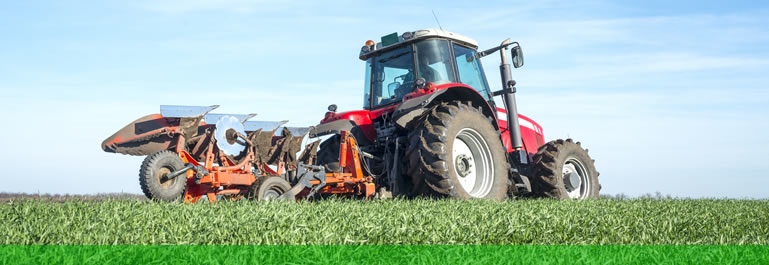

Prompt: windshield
[370,45,414,107]
[415,39,457,85]
[365,39,462,108]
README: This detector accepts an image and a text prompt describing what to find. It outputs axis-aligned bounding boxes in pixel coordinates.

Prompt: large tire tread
[139,150,187,201]
[529,139,600,199]
[405,101,508,200]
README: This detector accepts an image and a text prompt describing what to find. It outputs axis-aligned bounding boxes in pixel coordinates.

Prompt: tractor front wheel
[405,101,509,200]
[529,139,600,199]
[139,150,187,202]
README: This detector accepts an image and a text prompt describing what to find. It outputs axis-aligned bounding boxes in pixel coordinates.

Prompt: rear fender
[391,85,497,129]
[308,119,373,146]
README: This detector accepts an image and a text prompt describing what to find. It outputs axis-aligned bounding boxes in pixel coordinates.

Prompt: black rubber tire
[529,139,601,199]
[139,150,187,202]
[248,176,292,201]
[405,101,509,200]
[316,135,341,173]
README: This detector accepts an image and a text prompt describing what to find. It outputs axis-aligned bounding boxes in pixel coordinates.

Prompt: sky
[1,0,767,198]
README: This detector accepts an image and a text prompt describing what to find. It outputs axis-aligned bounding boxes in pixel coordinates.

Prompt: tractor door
[451,43,494,102]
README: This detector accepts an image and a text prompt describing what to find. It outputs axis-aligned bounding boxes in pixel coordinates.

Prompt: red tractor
[309,29,599,200]
[102,29,599,201]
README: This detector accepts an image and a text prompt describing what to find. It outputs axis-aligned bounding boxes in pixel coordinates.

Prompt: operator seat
[395,64,442,98]
[418,63,442,84]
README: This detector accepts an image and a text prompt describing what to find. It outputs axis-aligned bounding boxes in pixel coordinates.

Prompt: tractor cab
[359,29,493,109]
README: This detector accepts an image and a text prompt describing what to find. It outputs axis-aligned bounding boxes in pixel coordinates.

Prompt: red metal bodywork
[495,108,544,161]
[323,109,376,140]
[319,82,546,161]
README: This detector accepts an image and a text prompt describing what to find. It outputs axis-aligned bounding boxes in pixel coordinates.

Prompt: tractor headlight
[415,78,426,89]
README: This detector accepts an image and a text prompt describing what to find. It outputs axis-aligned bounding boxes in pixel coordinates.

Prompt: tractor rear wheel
[248,176,292,201]
[529,139,600,199]
[405,101,509,200]
[139,150,187,202]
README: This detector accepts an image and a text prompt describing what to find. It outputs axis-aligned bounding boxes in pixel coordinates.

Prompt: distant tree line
[599,191,678,200]
[0,192,146,202]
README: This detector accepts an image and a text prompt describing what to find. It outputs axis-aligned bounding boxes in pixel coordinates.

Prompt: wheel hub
[263,190,281,200]
[452,128,494,198]
[564,171,581,190]
[156,167,174,188]
[562,158,590,199]
[455,154,473,177]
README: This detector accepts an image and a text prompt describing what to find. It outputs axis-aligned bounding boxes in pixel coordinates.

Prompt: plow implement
[102,105,374,202]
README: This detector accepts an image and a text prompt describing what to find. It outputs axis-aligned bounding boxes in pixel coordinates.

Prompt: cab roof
[359,29,479,60]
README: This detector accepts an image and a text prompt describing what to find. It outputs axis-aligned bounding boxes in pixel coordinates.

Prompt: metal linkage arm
[279,163,327,200]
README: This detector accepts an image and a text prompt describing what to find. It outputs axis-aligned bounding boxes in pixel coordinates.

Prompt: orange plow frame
[309,130,376,198]
[176,130,375,203]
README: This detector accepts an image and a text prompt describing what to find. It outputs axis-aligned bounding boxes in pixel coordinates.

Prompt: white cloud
[470,11,769,95]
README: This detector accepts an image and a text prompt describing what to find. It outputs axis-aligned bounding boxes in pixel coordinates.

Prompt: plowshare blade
[205,113,257,125]
[160,105,219,118]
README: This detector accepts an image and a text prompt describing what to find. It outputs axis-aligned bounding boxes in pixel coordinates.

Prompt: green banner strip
[1,245,767,265]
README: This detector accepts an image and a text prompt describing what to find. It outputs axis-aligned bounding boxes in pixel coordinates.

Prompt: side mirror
[511,46,524,68]
[328,104,337,112]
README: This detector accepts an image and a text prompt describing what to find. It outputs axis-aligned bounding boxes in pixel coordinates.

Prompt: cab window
[371,45,414,107]
[453,44,491,100]
[363,59,372,108]
[415,39,457,85]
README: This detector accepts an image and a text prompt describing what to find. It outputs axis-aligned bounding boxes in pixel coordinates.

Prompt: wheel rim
[452,128,494,197]
[563,157,590,199]
[263,185,286,200]
[156,166,176,188]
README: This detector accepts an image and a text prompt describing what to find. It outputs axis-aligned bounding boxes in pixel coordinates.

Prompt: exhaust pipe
[495,39,527,165]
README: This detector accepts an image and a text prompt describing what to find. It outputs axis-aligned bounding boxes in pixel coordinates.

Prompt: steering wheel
[394,80,415,97]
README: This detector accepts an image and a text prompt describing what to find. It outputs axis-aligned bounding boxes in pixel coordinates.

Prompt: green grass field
[2,198,767,245]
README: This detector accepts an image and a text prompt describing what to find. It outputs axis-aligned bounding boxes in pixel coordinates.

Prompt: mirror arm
[475,39,519,60]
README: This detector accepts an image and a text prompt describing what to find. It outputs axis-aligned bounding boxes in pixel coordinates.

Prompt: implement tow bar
[166,163,210,184]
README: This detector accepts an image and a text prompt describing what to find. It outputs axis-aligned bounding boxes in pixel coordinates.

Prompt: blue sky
[1,0,767,198]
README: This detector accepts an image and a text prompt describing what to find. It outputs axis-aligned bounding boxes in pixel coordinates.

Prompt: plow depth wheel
[139,150,187,202]
[248,176,292,201]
